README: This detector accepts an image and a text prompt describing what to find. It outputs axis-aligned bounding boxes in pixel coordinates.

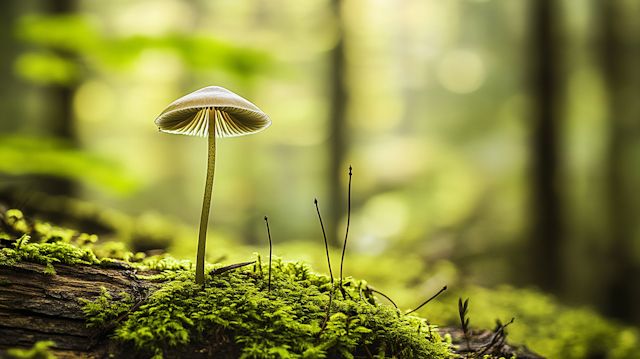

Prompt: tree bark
[0,262,150,359]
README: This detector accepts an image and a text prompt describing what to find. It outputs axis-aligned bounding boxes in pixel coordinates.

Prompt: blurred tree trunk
[326,0,348,246]
[0,2,28,135]
[40,0,79,197]
[527,0,564,294]
[0,1,79,208]
[601,0,640,325]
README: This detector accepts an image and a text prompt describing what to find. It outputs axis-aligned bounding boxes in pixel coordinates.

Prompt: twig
[476,318,515,358]
[209,261,256,276]
[363,342,374,359]
[116,291,151,323]
[404,285,447,316]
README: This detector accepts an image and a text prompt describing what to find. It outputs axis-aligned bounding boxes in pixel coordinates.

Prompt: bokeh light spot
[74,80,115,123]
[436,49,485,94]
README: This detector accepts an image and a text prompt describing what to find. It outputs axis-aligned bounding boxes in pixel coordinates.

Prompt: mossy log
[0,261,152,359]
[0,261,544,359]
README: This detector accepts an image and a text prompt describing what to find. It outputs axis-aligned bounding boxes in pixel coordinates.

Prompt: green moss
[0,209,92,245]
[0,234,101,274]
[0,209,150,273]
[79,287,135,328]
[5,341,58,359]
[5,208,640,359]
[426,285,640,359]
[82,256,451,359]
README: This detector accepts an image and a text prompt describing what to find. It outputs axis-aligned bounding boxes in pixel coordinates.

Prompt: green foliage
[13,51,80,86]
[81,257,451,359]
[79,287,135,328]
[0,234,100,274]
[0,135,139,194]
[13,14,271,85]
[5,341,58,359]
[426,285,640,359]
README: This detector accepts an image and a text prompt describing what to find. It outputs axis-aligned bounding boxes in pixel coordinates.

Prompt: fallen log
[0,261,150,359]
[0,260,543,359]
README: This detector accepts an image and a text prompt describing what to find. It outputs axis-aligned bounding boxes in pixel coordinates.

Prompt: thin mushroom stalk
[196,108,217,285]
[154,86,271,287]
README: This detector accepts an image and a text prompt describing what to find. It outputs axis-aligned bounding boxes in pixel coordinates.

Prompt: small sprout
[366,286,399,310]
[459,297,471,351]
[155,86,271,286]
[314,198,334,342]
[339,165,352,299]
[314,199,334,284]
[264,215,273,292]
[14,234,30,250]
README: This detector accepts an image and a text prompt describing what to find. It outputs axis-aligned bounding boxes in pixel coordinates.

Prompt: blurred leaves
[15,14,100,52]
[0,135,138,195]
[14,51,81,86]
[13,14,272,86]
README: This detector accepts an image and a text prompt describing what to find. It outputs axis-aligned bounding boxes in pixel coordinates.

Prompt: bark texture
[0,261,150,359]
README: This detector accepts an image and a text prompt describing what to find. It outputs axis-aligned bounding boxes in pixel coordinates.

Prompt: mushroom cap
[154,86,271,138]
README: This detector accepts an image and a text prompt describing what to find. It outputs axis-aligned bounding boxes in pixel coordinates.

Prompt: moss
[79,287,135,328]
[5,341,58,359]
[5,208,640,359]
[0,212,452,359]
[0,234,101,274]
[0,209,150,273]
[426,285,640,359]
[82,256,452,359]
[0,208,90,244]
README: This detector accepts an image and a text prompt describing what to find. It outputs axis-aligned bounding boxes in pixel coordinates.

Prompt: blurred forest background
[2,0,640,342]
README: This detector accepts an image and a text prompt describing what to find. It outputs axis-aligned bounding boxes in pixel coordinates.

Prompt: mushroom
[155,86,271,286]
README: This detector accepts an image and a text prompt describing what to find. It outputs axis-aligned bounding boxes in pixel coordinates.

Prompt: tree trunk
[601,0,640,326]
[527,0,564,295]
[326,0,349,246]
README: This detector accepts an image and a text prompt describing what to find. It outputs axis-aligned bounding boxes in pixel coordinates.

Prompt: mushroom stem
[196,108,217,286]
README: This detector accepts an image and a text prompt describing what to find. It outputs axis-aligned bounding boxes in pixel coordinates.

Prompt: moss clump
[0,211,452,359]
[426,285,640,359]
[83,257,452,359]
[79,287,135,328]
[0,209,150,273]
[0,234,102,274]
[0,208,98,245]
[5,341,58,359]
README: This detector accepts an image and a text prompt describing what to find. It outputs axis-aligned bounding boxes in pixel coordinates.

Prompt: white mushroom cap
[154,86,271,138]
